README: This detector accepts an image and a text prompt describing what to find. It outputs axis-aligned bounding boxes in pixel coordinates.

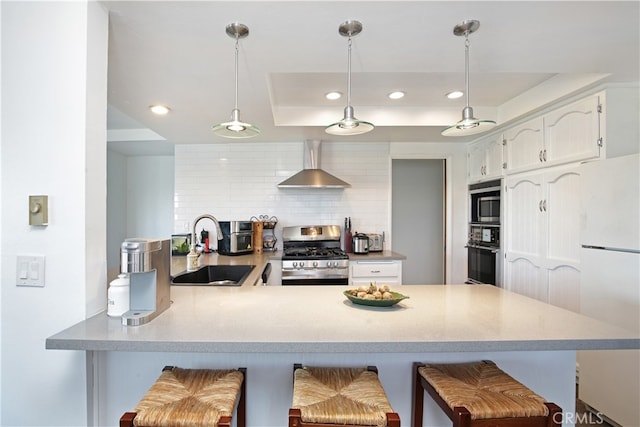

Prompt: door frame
[389,154,452,284]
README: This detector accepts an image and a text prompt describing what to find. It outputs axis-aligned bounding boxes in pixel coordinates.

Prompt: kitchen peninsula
[47,267,639,426]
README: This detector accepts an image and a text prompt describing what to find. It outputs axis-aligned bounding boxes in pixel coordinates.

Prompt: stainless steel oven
[281,225,349,285]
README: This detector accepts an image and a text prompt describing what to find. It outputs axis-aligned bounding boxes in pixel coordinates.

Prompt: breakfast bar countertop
[46,284,639,353]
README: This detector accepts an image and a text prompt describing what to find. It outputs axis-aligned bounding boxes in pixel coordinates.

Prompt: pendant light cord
[346,36,352,109]
[464,33,470,108]
[234,36,239,111]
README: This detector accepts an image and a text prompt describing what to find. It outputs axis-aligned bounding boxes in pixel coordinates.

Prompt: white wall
[174,140,469,284]
[0,2,108,425]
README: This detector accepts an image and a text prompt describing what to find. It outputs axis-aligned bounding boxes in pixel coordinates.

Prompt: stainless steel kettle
[352,233,369,254]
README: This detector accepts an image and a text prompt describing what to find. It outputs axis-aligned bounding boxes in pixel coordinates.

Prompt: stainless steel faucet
[192,214,224,248]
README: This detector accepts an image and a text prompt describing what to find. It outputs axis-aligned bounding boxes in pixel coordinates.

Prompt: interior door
[392,159,445,284]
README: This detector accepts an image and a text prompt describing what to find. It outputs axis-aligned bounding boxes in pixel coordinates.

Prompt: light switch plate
[29,195,48,226]
[16,255,45,287]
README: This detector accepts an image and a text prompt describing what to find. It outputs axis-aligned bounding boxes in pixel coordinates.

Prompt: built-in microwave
[477,196,500,223]
[469,180,501,224]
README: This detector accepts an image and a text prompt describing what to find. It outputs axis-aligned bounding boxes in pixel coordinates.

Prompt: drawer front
[351,262,400,278]
[351,278,401,287]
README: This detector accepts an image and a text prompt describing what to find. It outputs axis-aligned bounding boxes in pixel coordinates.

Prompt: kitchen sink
[171,265,255,286]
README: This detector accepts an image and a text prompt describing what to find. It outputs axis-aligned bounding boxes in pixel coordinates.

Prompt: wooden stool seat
[120,366,246,427]
[412,361,561,427]
[289,365,400,427]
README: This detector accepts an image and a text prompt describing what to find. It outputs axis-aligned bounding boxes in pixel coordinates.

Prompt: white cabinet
[503,166,581,311]
[503,117,545,173]
[349,260,403,286]
[467,134,503,182]
[544,94,601,166]
[503,94,602,174]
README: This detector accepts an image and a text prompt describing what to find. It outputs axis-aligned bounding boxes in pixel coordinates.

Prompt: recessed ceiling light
[446,91,464,99]
[149,104,170,115]
[325,91,342,100]
[388,91,405,100]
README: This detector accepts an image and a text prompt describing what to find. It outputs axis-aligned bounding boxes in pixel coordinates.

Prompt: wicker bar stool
[412,361,561,427]
[289,364,401,427]
[120,366,246,427]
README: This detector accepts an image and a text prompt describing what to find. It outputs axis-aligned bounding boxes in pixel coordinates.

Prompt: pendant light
[212,22,260,139]
[325,20,374,136]
[442,19,496,137]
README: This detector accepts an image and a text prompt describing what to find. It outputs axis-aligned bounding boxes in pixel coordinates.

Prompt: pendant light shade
[325,20,374,136]
[442,19,495,137]
[212,22,260,139]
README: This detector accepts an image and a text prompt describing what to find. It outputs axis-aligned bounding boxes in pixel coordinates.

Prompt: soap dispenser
[186,244,199,272]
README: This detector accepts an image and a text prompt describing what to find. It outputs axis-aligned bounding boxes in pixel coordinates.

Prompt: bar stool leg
[412,362,425,427]
[387,412,401,427]
[545,402,563,427]
[120,412,135,427]
[452,407,471,427]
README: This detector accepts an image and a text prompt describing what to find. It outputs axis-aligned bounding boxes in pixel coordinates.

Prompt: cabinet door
[504,167,582,306]
[468,135,504,182]
[483,135,504,179]
[544,168,581,264]
[504,173,545,259]
[467,141,486,182]
[504,173,545,300]
[544,95,601,165]
[543,167,581,311]
[547,264,581,312]
[505,256,547,302]
[503,117,544,173]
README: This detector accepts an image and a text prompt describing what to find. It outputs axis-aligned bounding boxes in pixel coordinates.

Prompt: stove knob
[292,262,298,268]
[313,261,318,268]
[328,261,335,268]
[299,261,305,268]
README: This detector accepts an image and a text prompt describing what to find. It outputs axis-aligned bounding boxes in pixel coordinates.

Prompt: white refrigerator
[579,153,640,426]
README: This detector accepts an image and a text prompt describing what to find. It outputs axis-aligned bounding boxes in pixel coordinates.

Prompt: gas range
[281,225,349,285]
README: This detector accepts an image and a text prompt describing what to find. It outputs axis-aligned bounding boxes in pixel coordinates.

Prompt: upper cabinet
[503,94,602,174]
[467,134,504,183]
[503,117,545,173]
[468,92,605,183]
[543,95,601,165]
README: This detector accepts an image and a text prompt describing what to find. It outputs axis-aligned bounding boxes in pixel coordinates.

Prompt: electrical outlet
[16,255,45,287]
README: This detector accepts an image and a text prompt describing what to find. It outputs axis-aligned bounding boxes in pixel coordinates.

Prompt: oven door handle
[465,244,499,253]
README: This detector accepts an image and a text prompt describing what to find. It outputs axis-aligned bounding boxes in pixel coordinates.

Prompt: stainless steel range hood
[278,140,351,189]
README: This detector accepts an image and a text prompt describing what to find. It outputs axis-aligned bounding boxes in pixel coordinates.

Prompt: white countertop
[46,284,639,353]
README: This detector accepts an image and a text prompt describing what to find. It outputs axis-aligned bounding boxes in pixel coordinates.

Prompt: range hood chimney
[278,140,351,189]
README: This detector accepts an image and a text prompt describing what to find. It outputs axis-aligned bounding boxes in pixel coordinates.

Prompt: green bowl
[343,290,409,307]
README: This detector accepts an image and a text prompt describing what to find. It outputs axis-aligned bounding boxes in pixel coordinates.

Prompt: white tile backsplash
[174,142,390,247]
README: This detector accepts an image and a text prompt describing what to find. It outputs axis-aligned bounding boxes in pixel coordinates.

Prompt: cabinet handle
[543,200,547,211]
[539,150,543,162]
[539,200,544,212]
[543,149,547,162]
[370,270,381,274]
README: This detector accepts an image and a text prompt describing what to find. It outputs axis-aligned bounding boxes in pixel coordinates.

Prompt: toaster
[367,233,384,252]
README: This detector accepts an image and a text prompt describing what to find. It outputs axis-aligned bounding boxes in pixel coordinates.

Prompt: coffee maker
[119,238,171,326]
